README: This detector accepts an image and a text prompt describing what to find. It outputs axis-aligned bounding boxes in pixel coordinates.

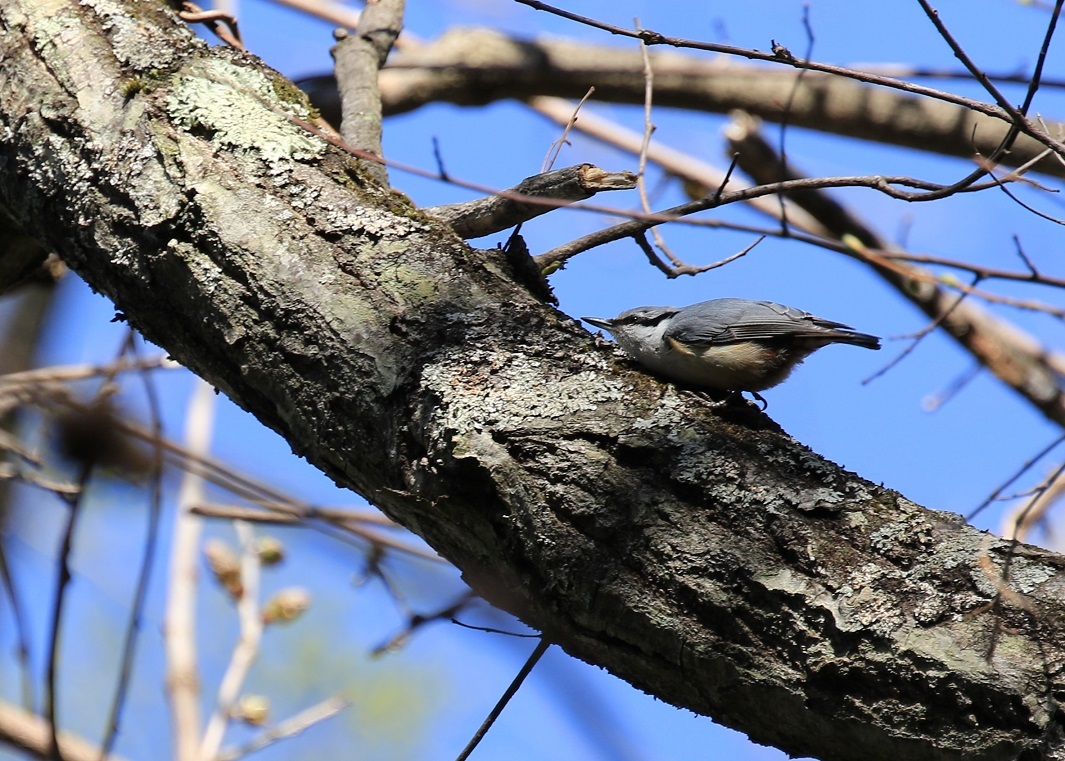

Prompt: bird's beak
[582,316,615,332]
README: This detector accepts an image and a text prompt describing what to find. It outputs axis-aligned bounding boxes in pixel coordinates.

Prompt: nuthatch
[583,298,880,393]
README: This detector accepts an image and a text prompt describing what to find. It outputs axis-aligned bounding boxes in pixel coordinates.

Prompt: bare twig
[45,340,139,761]
[631,18,705,274]
[215,696,349,761]
[0,355,175,392]
[189,502,444,562]
[882,251,1065,289]
[633,232,762,278]
[0,464,81,494]
[530,172,1007,269]
[542,86,595,172]
[372,591,476,656]
[917,0,1048,124]
[190,501,394,525]
[0,546,34,709]
[921,364,982,412]
[178,2,245,50]
[294,19,1065,176]
[98,336,167,760]
[454,638,551,761]
[969,433,1065,521]
[449,619,539,638]
[862,276,977,384]
[28,390,443,563]
[770,4,816,233]
[1003,464,1065,543]
[45,461,93,761]
[527,97,826,233]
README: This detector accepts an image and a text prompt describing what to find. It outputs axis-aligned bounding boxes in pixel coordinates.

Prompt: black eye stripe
[616,311,675,326]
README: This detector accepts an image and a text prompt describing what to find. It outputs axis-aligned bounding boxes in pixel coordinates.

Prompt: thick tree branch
[345,27,1065,177]
[331,0,404,186]
[513,0,1065,157]
[4,4,1065,761]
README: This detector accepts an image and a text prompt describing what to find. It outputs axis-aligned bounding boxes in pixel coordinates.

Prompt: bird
[583,298,880,394]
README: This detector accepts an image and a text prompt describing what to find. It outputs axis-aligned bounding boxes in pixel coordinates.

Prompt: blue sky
[3,2,1064,760]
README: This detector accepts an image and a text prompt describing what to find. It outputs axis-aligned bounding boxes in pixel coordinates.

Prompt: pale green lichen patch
[166,59,323,161]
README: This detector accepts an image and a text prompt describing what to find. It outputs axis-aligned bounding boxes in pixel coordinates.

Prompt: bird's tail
[824,330,881,350]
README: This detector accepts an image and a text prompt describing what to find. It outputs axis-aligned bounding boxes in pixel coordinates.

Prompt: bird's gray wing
[664,299,853,345]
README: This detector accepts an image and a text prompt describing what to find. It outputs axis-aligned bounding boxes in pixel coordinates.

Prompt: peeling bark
[2,3,1065,761]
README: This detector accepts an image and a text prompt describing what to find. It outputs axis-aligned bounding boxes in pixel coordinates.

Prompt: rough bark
[2,3,1065,761]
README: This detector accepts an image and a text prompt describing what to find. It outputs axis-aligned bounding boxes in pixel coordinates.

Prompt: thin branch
[0,544,34,709]
[189,503,444,562]
[632,18,695,273]
[1003,463,1065,542]
[29,391,442,563]
[98,336,167,760]
[907,0,1063,201]
[292,20,1065,176]
[633,232,762,278]
[45,462,93,761]
[454,638,551,761]
[987,162,1065,225]
[177,2,244,50]
[968,433,1065,521]
[0,356,175,392]
[920,363,982,413]
[190,501,394,525]
[527,97,826,232]
[882,251,1065,289]
[46,338,137,761]
[200,521,263,761]
[372,592,476,656]
[848,243,1063,316]
[862,275,978,384]
[862,63,1065,90]
[541,86,595,172]
[530,171,1008,269]
[448,619,539,638]
[771,4,816,234]
[1019,0,1064,116]
[249,19,1046,233]
[0,464,81,495]
[215,696,349,761]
